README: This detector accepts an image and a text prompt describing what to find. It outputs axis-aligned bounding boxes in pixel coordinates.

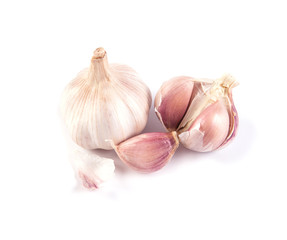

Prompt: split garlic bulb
[155,74,238,152]
[60,48,152,150]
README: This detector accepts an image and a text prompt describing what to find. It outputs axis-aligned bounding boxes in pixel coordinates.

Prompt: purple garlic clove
[179,99,230,152]
[178,74,239,152]
[154,76,195,131]
[114,132,179,173]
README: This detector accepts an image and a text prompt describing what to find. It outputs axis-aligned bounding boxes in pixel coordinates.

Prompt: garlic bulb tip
[92,47,106,59]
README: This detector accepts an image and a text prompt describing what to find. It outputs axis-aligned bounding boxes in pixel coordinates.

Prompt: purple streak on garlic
[60,47,152,150]
[114,132,179,173]
[178,74,239,152]
[154,76,195,131]
[69,147,115,189]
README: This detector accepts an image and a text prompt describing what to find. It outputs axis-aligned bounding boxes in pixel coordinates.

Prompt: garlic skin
[69,148,115,189]
[178,74,239,152]
[114,132,179,173]
[60,48,152,150]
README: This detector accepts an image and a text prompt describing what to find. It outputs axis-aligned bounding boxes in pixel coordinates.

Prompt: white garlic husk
[69,147,115,189]
[60,48,152,150]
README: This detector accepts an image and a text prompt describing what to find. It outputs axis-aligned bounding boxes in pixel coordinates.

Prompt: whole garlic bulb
[155,74,238,152]
[60,48,152,150]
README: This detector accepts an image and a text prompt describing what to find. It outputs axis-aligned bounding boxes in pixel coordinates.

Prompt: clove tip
[219,74,239,89]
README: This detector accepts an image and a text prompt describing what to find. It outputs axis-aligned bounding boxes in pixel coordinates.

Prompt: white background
[0,0,286,239]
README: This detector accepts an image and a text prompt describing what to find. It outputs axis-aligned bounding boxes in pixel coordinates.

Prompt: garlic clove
[218,87,239,149]
[60,48,151,150]
[179,99,230,152]
[177,74,238,134]
[69,147,115,189]
[178,74,239,152]
[154,76,194,131]
[114,132,179,173]
[154,76,214,132]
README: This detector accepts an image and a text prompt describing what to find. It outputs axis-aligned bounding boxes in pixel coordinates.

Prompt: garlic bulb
[114,132,179,173]
[69,147,115,189]
[60,48,152,150]
[155,74,238,152]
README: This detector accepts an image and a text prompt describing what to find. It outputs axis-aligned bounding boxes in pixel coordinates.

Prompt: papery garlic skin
[69,148,115,189]
[114,132,179,173]
[60,48,152,150]
[178,74,239,152]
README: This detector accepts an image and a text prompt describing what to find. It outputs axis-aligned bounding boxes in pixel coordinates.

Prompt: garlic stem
[88,47,111,85]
